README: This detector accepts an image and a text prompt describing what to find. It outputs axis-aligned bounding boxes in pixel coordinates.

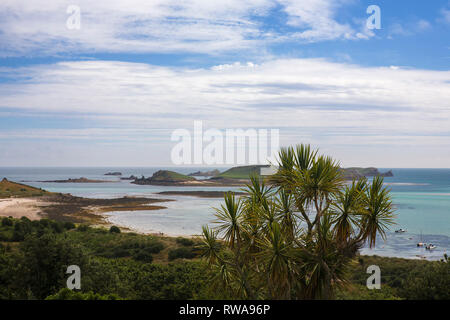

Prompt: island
[132,170,197,186]
[38,177,116,183]
[131,170,247,186]
[341,167,394,180]
[131,165,394,187]
[120,175,138,180]
[188,169,221,177]
[104,172,122,176]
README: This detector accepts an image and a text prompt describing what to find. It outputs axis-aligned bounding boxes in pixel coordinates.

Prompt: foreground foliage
[0,218,207,300]
[0,209,447,299]
[199,144,397,299]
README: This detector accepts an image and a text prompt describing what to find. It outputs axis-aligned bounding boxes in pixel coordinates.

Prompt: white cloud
[0,58,449,132]
[439,6,450,24]
[279,0,356,41]
[417,19,431,31]
[1,58,449,166]
[0,0,370,57]
[388,19,432,39]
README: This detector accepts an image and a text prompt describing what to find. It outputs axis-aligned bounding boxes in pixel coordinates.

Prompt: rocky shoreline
[38,177,116,183]
[157,190,247,198]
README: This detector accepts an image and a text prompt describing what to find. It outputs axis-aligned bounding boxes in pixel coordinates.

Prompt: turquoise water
[0,167,448,260]
[379,169,450,237]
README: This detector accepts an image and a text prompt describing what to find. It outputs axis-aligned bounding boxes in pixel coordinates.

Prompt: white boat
[426,244,436,250]
[395,228,406,233]
[417,231,425,247]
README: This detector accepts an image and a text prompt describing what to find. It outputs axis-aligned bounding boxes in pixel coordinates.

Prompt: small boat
[417,231,425,247]
[417,242,426,247]
[426,244,436,250]
[395,228,406,233]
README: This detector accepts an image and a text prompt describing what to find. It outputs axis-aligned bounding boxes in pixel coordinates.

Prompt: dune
[0,198,45,220]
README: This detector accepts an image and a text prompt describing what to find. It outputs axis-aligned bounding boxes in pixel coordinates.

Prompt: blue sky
[0,0,449,167]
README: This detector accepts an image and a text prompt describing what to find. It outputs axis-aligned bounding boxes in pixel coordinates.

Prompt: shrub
[77,224,89,232]
[46,288,119,300]
[112,248,131,258]
[50,221,63,233]
[133,250,154,263]
[168,247,196,261]
[12,220,33,241]
[109,226,121,234]
[145,242,164,254]
[176,237,194,246]
[63,222,76,230]
[0,230,13,241]
[1,217,13,227]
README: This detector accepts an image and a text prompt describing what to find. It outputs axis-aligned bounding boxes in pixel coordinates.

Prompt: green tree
[401,254,450,299]
[199,144,395,300]
[17,233,87,299]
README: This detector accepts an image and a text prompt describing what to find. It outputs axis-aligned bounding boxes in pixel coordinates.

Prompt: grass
[217,165,269,179]
[150,170,195,182]
[0,178,50,198]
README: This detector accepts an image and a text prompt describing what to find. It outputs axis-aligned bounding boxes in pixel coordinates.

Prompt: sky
[0,0,449,167]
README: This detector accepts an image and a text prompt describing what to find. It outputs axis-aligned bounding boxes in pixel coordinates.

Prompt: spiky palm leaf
[360,176,395,248]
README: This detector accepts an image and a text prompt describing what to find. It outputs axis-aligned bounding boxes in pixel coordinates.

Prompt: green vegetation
[215,165,392,181]
[168,247,197,261]
[217,165,269,179]
[199,144,396,299]
[0,215,448,300]
[149,170,195,182]
[176,237,195,246]
[0,178,49,198]
[46,288,120,300]
[132,170,196,185]
[348,254,449,300]
[109,225,121,233]
[0,216,210,300]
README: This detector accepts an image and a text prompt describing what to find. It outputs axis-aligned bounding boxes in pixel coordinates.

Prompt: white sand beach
[0,198,45,220]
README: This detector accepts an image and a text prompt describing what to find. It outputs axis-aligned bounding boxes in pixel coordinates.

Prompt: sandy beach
[0,198,46,220]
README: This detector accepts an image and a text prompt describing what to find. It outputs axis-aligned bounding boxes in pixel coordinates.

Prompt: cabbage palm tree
[201,144,395,299]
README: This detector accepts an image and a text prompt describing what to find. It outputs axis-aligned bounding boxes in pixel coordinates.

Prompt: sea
[0,167,448,261]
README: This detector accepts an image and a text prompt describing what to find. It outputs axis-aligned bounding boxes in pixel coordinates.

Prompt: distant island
[132,170,197,185]
[104,172,122,176]
[131,165,393,186]
[131,170,245,186]
[39,177,114,183]
[341,167,394,180]
[188,169,221,177]
[120,175,138,180]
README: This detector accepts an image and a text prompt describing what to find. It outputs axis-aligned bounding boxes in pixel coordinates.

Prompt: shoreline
[0,194,174,225]
[1,180,448,261]
[1,195,447,261]
[156,190,246,198]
